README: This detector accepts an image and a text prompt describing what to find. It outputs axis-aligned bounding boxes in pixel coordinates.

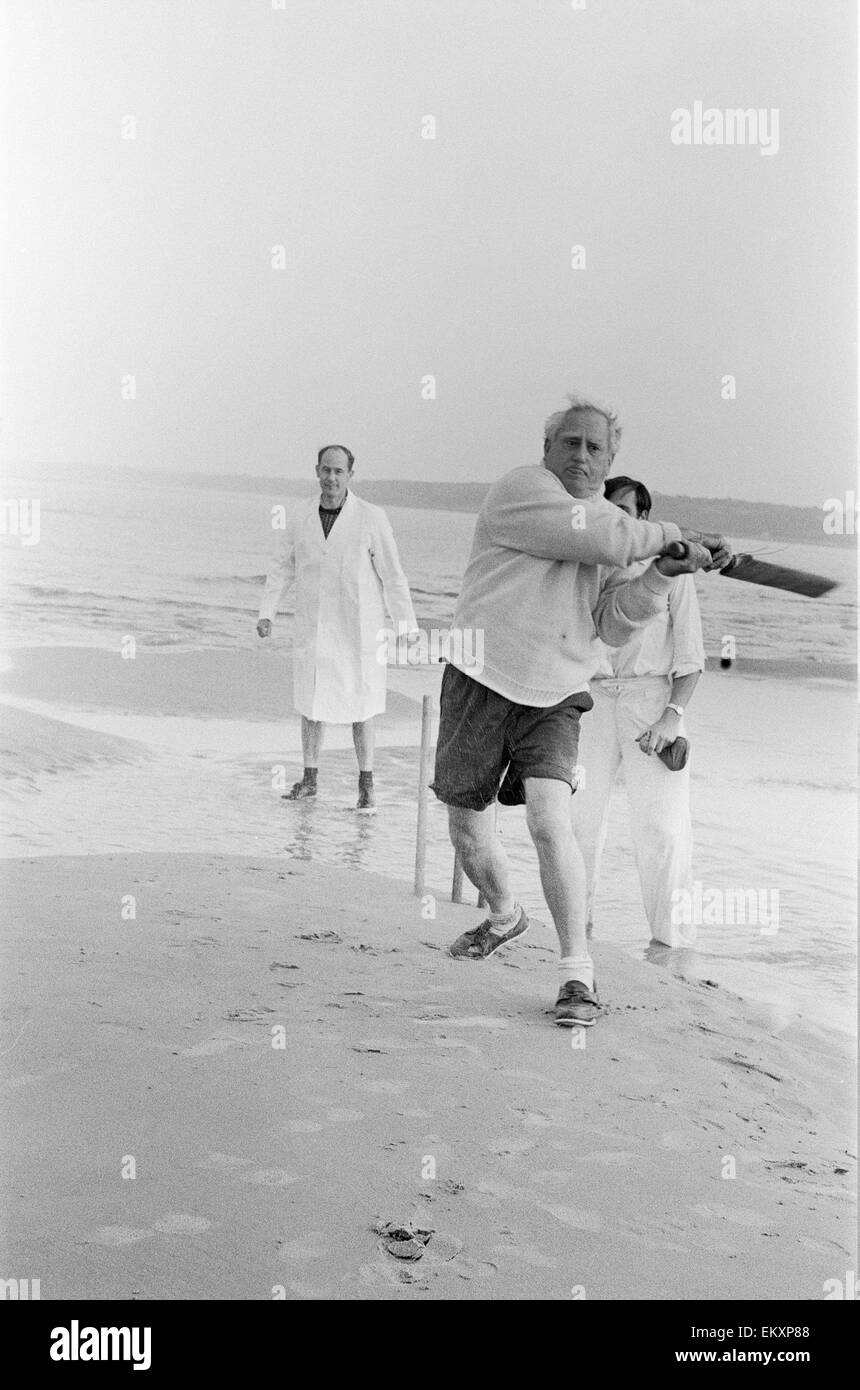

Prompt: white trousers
[571,675,695,946]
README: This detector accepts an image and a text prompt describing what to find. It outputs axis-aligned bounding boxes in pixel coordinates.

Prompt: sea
[1,465,856,1033]
[0,467,856,664]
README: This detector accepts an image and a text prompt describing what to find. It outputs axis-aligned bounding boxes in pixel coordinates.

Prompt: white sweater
[450,465,684,705]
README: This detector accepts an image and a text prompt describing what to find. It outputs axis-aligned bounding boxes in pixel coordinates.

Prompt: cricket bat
[663,543,838,598]
[717,553,837,599]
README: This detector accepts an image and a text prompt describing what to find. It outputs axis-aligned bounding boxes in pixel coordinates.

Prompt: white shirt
[592,562,705,680]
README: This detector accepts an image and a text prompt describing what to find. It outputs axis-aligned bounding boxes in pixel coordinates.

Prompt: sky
[0,0,856,504]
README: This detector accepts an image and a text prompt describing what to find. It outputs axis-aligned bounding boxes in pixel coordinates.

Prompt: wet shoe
[554,978,602,1027]
[447,908,529,960]
[356,785,376,814]
[283,781,316,800]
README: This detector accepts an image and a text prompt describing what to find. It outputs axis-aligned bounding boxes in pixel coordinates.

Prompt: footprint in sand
[152,1213,212,1235]
[281,1119,324,1135]
[86,1226,152,1247]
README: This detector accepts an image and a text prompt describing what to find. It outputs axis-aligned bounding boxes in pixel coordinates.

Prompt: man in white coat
[256,445,417,811]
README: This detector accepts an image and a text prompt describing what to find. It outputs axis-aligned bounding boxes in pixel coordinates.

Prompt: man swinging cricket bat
[431,391,732,1027]
[431,391,838,1027]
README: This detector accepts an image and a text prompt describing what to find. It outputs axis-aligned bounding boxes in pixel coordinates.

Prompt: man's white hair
[543,391,623,457]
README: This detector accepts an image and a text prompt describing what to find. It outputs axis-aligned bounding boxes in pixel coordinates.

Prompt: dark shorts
[430,664,594,811]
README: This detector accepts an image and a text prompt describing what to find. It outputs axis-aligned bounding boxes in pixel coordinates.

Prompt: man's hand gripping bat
[660,537,837,598]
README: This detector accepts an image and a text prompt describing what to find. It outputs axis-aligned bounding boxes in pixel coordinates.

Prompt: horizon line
[0,459,846,513]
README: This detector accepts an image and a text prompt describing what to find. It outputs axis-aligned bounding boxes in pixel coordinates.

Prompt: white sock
[559,955,594,991]
[488,902,521,933]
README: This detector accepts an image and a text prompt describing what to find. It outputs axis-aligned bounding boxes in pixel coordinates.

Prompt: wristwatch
[666,703,684,717]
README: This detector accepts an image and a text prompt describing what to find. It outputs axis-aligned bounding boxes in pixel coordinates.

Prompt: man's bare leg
[446,804,528,957]
[523,777,588,959]
[523,778,599,1022]
[353,719,375,810]
[445,804,531,964]
[448,804,514,916]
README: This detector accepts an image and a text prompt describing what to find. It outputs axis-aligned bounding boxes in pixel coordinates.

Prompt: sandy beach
[0,849,855,1302]
[0,644,856,1300]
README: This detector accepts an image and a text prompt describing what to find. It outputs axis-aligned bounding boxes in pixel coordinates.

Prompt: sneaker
[283,781,316,800]
[447,907,529,960]
[554,978,602,1027]
[356,784,376,814]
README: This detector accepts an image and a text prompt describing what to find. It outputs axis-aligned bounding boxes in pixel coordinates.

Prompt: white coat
[258,490,417,723]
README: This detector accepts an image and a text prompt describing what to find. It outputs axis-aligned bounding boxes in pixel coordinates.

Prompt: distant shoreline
[19,464,853,549]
